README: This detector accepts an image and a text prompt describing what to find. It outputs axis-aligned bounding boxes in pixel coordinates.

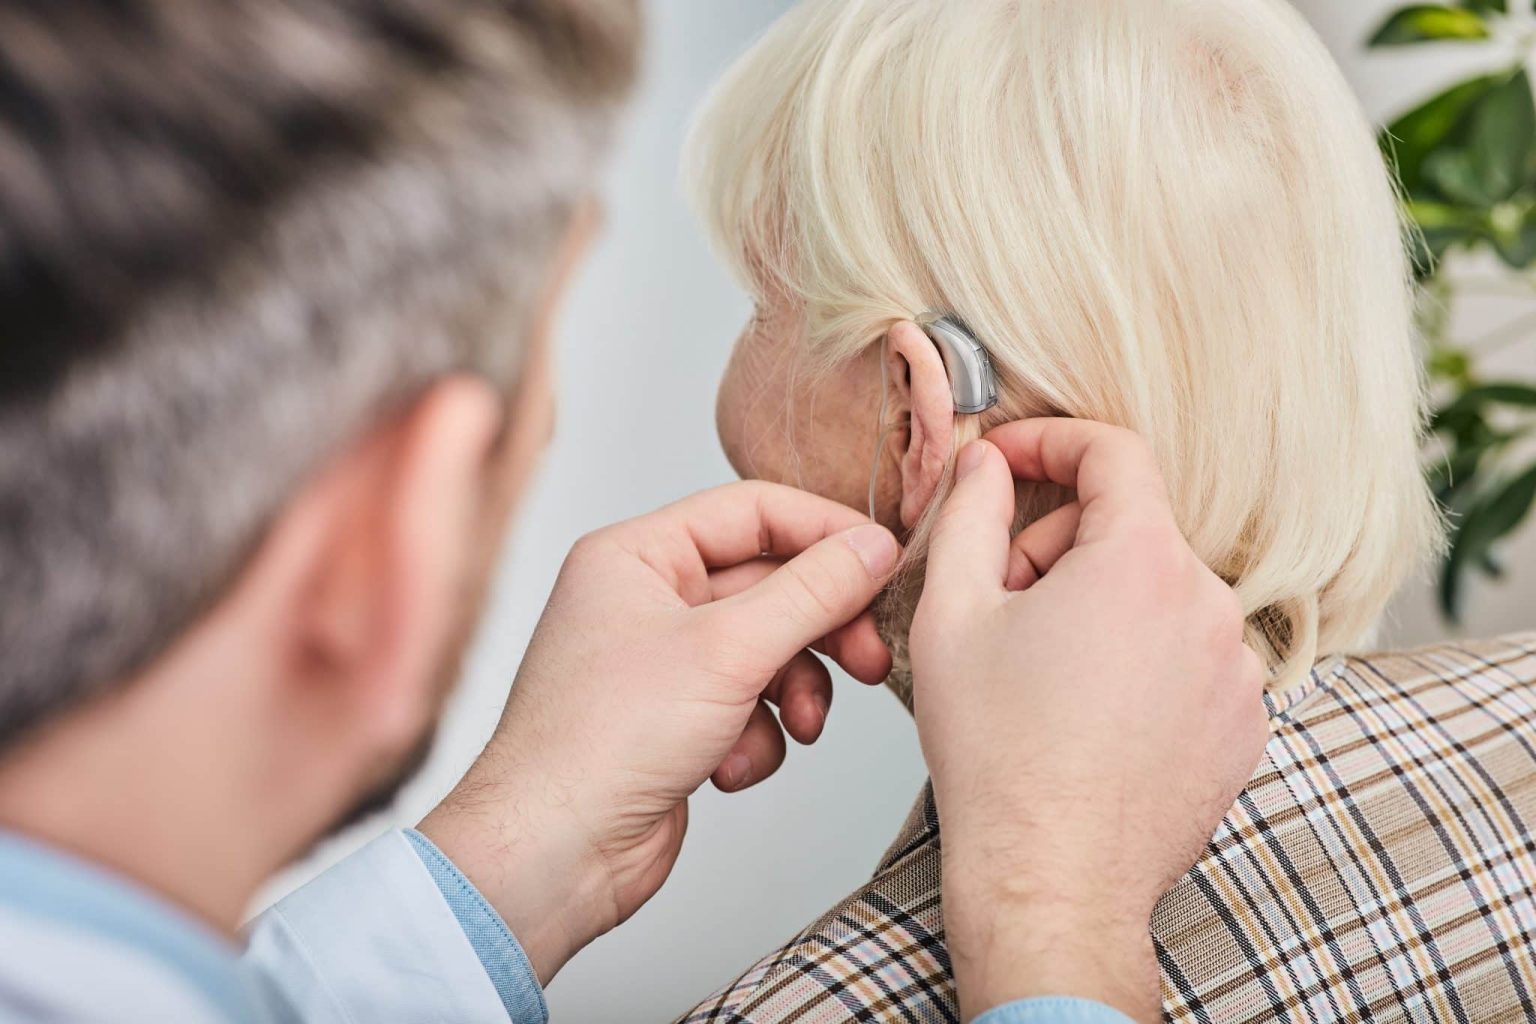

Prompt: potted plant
[1369,0,1536,619]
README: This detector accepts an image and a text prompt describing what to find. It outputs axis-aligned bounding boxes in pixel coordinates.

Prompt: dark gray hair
[0,0,640,746]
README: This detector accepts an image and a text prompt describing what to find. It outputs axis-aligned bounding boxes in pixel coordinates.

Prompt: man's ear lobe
[288,377,504,749]
[886,321,955,530]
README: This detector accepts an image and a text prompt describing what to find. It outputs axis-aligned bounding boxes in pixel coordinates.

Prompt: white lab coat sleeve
[243,830,516,1023]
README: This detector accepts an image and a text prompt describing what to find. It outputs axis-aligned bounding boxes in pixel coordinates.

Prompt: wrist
[417,779,616,985]
[943,854,1160,1023]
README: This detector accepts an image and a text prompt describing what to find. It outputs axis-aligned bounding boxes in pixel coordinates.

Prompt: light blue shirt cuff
[405,828,548,1024]
[975,996,1139,1024]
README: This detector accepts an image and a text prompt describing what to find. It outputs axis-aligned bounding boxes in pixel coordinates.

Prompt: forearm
[943,851,1161,1023]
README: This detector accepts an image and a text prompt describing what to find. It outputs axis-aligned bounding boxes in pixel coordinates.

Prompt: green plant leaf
[1425,149,1496,204]
[1450,382,1536,410]
[1461,0,1507,12]
[1430,439,1496,505]
[1471,464,1536,540]
[1440,463,1536,619]
[1409,201,1492,230]
[1382,74,1504,196]
[1491,204,1536,267]
[1470,72,1536,202]
[1370,5,1491,46]
[1407,200,1490,272]
[1434,407,1498,452]
[1428,345,1476,387]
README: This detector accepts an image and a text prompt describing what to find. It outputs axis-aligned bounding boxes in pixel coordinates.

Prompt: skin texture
[915,424,1267,1022]
[717,302,959,534]
[716,300,892,524]
[420,486,901,981]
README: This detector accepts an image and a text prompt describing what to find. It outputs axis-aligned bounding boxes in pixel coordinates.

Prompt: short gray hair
[0,0,640,745]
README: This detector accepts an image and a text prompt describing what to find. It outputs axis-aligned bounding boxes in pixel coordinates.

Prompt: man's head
[0,0,637,843]
[692,0,1443,703]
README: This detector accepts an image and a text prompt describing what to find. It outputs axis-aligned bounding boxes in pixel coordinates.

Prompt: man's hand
[418,482,899,985]
[909,420,1268,1023]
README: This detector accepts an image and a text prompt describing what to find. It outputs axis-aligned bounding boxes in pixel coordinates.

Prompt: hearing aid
[917,312,999,415]
[868,313,1000,519]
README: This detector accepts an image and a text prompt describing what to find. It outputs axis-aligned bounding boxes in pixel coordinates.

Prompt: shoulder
[1265,629,1536,765]
[0,910,227,1022]
[1346,630,1536,692]
[677,788,953,1024]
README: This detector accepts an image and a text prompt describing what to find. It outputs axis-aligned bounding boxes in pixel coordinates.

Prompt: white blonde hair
[686,0,1443,693]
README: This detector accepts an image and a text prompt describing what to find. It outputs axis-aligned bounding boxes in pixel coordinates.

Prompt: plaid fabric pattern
[679,633,1536,1024]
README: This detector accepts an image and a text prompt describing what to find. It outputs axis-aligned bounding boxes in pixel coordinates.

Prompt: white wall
[263,3,1536,1021]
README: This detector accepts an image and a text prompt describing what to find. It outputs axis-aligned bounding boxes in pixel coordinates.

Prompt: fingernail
[722,753,751,791]
[813,695,830,727]
[846,524,899,578]
[956,440,988,481]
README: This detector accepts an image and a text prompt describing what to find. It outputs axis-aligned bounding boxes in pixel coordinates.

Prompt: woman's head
[690,0,1442,697]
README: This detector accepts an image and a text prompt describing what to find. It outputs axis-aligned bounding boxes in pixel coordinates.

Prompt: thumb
[923,440,1016,610]
[706,524,899,675]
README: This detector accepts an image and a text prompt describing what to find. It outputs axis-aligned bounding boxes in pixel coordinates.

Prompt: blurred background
[259,2,1536,1020]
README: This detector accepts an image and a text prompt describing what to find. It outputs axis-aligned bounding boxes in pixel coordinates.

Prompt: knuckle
[684,612,766,683]
[1095,425,1155,464]
[565,529,609,567]
[783,559,854,625]
[732,479,778,504]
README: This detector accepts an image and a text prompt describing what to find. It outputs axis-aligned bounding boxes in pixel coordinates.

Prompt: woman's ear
[886,321,955,529]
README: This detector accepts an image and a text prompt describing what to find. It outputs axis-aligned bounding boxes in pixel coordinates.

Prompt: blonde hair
[686,0,1443,693]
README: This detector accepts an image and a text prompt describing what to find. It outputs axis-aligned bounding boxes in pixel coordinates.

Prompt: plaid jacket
[680,633,1536,1024]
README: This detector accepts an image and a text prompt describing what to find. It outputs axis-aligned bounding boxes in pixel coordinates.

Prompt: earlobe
[886,321,956,529]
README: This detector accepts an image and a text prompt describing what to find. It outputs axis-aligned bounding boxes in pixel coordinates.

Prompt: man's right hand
[419,481,900,988]
[908,420,1268,1024]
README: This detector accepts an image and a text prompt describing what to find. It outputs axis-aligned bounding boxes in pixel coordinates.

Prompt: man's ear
[281,377,505,754]
[886,321,955,529]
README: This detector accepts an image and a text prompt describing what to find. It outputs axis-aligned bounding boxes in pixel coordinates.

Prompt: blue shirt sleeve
[975,996,1138,1024]
[404,828,548,1024]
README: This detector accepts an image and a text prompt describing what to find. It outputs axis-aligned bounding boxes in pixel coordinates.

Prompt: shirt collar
[0,829,256,1023]
[1264,653,1347,722]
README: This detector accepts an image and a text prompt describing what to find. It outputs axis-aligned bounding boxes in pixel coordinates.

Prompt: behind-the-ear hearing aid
[868,313,1000,519]
[916,312,999,415]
